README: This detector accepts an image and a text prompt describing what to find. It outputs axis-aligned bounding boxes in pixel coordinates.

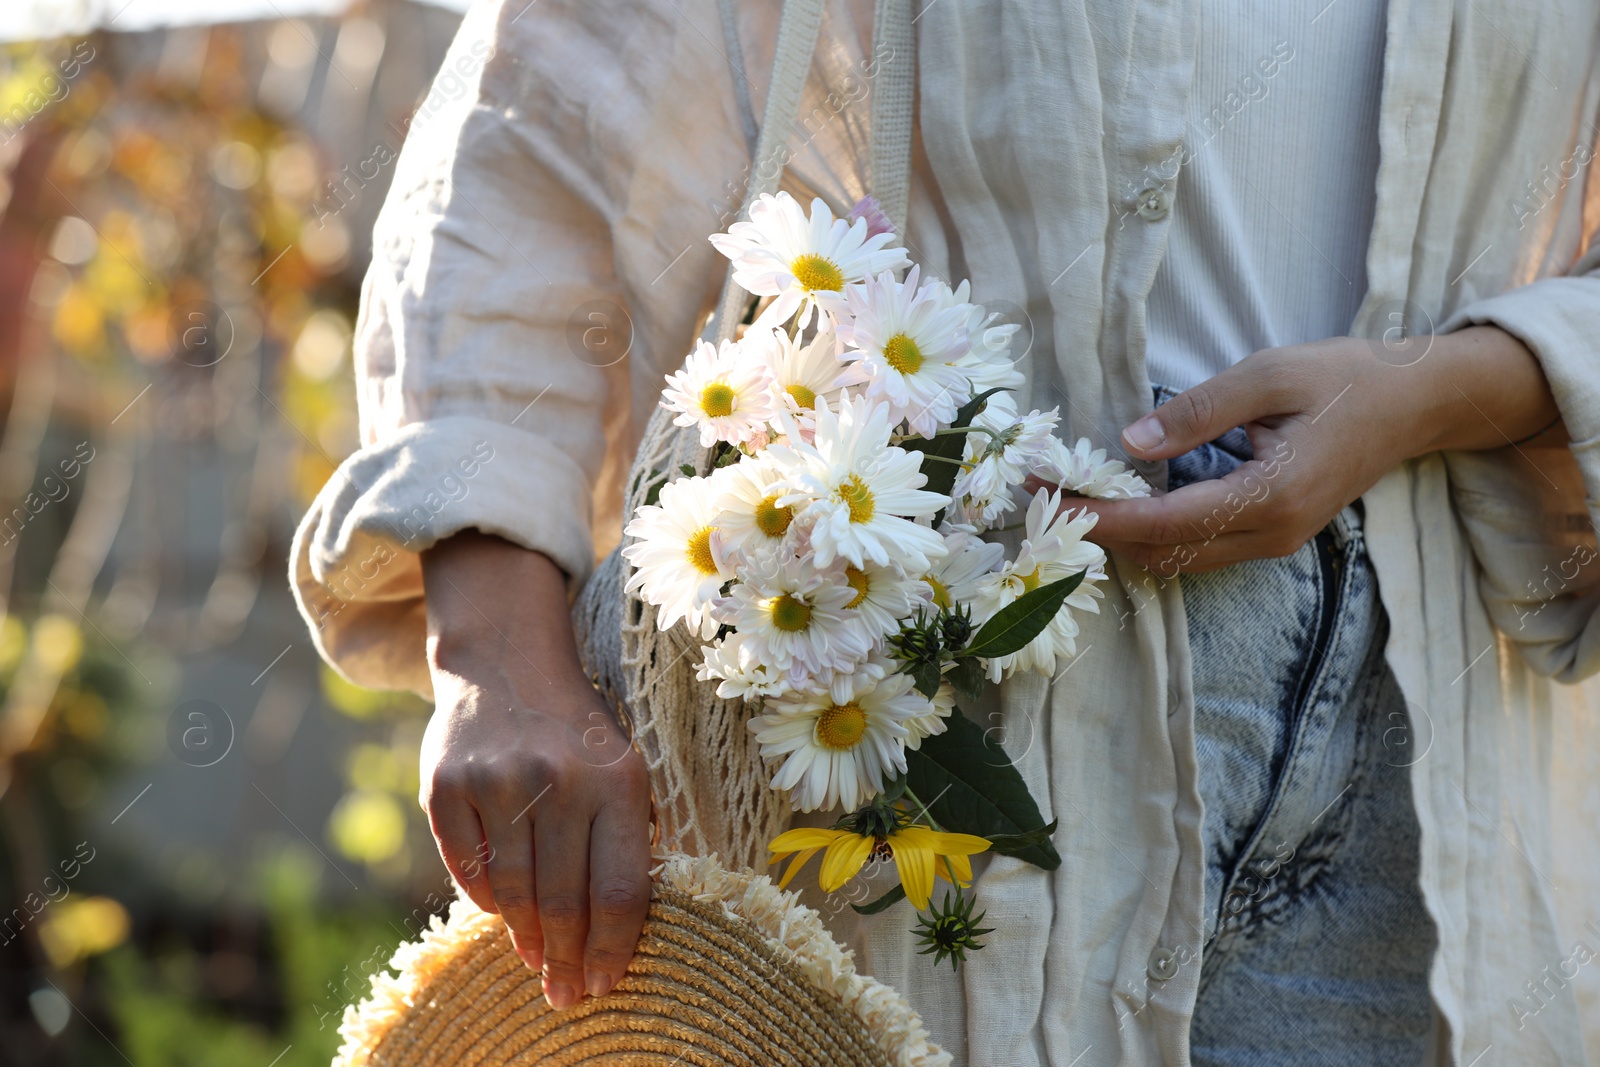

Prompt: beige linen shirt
[290,1,1600,1063]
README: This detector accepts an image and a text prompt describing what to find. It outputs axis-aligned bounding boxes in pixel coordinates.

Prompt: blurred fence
[0,4,469,1064]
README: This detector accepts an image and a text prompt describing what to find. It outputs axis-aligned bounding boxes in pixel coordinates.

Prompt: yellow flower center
[882,333,923,375]
[754,494,794,538]
[837,474,875,524]
[1017,567,1042,592]
[769,594,813,632]
[844,566,870,609]
[926,575,951,610]
[815,702,868,750]
[685,527,719,575]
[790,253,844,292]
[785,383,817,409]
[700,382,737,418]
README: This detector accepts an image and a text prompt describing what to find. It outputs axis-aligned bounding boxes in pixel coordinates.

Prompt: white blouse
[1145,0,1388,390]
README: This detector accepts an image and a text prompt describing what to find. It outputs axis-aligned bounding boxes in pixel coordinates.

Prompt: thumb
[1121,361,1282,460]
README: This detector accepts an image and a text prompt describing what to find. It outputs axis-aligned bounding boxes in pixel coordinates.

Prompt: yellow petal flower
[886,826,992,909]
[819,832,876,892]
[769,827,848,854]
[768,827,852,889]
[775,847,823,888]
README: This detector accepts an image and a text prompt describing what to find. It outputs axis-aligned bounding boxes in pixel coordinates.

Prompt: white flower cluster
[622,193,1150,814]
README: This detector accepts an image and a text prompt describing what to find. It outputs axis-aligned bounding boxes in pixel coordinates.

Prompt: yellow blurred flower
[328,789,407,866]
[52,284,104,355]
[38,896,130,969]
[33,615,84,676]
[0,615,27,675]
[768,824,991,910]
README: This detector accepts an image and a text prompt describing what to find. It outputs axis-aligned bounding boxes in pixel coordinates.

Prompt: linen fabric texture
[289,1,1600,1064]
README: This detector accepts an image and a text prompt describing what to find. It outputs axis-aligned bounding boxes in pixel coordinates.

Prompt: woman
[291,0,1600,1063]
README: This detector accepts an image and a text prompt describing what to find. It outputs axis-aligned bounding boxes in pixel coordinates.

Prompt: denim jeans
[1161,394,1438,1065]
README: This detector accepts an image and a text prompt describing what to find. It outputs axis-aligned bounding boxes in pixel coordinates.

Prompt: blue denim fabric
[1158,387,1437,1065]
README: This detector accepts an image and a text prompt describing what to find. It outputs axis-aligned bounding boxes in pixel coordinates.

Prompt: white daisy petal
[972,488,1109,681]
[751,327,863,425]
[621,476,733,638]
[836,266,975,438]
[714,555,871,689]
[767,395,950,571]
[750,669,926,812]
[660,338,778,448]
[708,192,910,330]
[1036,436,1153,499]
[696,631,791,700]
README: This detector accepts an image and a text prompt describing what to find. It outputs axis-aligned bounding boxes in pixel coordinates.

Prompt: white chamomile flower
[837,558,928,645]
[707,452,798,562]
[1038,437,1153,500]
[953,405,1061,513]
[660,338,779,448]
[769,395,949,571]
[951,281,1027,395]
[715,556,870,687]
[621,476,731,638]
[923,527,1005,612]
[755,327,862,421]
[904,681,956,751]
[751,669,925,812]
[837,266,974,438]
[696,631,790,700]
[709,192,909,329]
[975,489,1108,681]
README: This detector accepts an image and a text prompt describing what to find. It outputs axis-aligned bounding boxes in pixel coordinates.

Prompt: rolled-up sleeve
[1438,249,1600,683]
[289,0,747,695]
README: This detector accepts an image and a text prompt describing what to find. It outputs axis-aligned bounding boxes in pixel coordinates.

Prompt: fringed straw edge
[329,851,951,1067]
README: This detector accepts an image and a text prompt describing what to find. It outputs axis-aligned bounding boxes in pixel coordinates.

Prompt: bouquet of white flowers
[622,192,1150,968]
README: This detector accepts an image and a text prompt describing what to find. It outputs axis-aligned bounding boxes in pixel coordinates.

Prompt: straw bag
[332,853,948,1067]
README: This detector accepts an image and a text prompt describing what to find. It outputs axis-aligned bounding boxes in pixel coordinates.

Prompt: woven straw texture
[332,853,949,1067]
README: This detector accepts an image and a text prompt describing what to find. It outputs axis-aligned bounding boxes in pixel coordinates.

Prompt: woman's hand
[419,532,652,1010]
[1066,326,1560,575]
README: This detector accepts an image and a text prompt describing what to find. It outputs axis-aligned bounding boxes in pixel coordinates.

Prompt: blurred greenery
[100,845,424,1067]
[1,15,458,1064]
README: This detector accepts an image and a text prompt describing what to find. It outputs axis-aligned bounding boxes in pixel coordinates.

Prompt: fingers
[1077,458,1322,572]
[423,784,498,916]
[534,798,590,1010]
[484,810,544,972]
[1121,353,1299,460]
[1079,472,1261,546]
[581,775,653,1000]
[1099,529,1299,575]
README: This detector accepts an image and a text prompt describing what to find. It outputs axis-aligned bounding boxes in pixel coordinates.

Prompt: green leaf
[902,387,1010,503]
[905,709,1060,870]
[985,819,1060,856]
[851,883,906,915]
[679,463,696,477]
[641,473,668,507]
[948,657,987,702]
[911,660,942,699]
[954,386,1008,426]
[963,571,1086,660]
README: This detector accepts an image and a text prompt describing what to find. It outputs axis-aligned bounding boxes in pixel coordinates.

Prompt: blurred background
[0,2,479,1063]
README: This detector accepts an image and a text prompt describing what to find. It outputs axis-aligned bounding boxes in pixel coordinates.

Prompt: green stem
[900,783,946,833]
[916,454,970,469]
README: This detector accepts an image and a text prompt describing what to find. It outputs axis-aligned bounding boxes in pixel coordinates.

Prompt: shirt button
[1147,945,1180,982]
[1136,186,1170,221]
